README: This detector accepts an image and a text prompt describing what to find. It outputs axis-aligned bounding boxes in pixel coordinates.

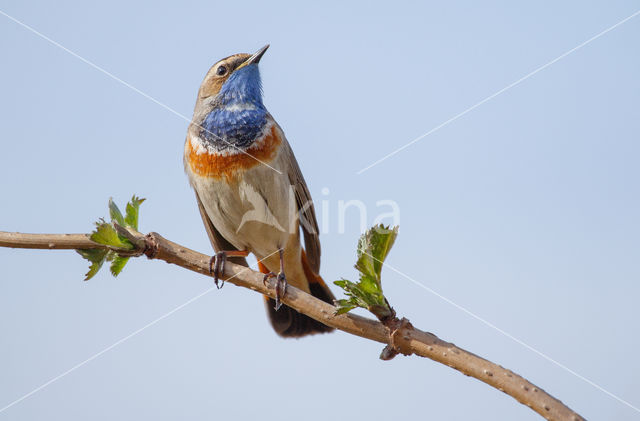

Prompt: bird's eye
[216,65,227,76]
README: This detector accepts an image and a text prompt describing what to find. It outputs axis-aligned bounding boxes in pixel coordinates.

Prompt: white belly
[188,152,298,260]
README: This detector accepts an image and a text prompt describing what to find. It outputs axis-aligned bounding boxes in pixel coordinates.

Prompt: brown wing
[278,130,321,274]
[195,191,248,268]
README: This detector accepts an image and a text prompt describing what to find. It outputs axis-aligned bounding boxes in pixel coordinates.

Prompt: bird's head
[196,45,269,109]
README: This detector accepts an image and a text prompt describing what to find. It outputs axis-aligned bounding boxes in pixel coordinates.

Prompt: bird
[183,45,335,337]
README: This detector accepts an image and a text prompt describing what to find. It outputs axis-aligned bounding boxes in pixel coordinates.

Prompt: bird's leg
[275,249,287,310]
[261,248,287,311]
[209,250,249,289]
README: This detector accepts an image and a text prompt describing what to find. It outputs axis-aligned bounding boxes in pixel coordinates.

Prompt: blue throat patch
[200,64,268,150]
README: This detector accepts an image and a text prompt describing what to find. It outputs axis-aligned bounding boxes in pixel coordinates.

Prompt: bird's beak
[243,44,270,66]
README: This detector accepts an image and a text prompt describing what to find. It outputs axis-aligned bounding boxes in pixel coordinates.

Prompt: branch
[0,230,584,421]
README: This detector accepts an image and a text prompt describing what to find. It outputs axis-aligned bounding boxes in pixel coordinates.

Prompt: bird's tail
[260,250,335,338]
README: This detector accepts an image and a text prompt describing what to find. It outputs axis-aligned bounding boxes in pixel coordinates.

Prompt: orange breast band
[186,125,281,180]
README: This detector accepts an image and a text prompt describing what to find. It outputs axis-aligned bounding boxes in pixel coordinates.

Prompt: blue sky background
[1,1,639,419]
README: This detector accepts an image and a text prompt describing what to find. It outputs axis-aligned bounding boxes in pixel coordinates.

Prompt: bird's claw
[262,271,276,286]
[263,271,287,311]
[274,272,287,311]
[209,251,227,289]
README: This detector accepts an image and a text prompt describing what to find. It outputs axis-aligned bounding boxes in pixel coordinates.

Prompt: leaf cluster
[77,196,145,280]
[334,224,398,319]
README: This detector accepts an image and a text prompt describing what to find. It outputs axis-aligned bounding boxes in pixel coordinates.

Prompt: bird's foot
[263,271,287,311]
[262,271,277,286]
[274,272,287,311]
[209,251,227,289]
[208,250,249,288]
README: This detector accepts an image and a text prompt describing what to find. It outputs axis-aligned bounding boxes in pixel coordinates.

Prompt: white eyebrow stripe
[224,103,257,112]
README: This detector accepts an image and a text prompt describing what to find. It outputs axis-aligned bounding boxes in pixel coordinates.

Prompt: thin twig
[0,230,585,421]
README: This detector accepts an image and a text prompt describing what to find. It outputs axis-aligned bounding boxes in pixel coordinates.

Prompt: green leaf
[334,299,357,315]
[90,220,119,246]
[76,195,145,280]
[359,276,380,295]
[355,224,398,286]
[368,224,398,276]
[110,255,129,276]
[77,248,108,280]
[333,279,349,288]
[333,224,399,319]
[90,220,133,249]
[108,198,125,226]
[124,195,145,230]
